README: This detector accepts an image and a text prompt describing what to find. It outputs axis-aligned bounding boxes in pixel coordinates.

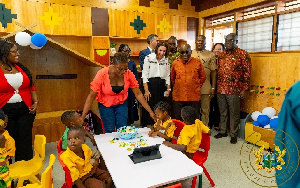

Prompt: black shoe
[230,137,237,144]
[214,133,228,139]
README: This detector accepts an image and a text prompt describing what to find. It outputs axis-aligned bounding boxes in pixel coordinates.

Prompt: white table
[94,127,203,188]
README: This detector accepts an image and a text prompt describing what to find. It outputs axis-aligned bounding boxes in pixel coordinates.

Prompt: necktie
[151,49,155,53]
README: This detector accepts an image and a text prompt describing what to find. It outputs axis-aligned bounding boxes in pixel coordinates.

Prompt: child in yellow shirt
[0,110,15,164]
[61,111,96,150]
[148,101,176,141]
[60,126,112,188]
[163,106,211,159]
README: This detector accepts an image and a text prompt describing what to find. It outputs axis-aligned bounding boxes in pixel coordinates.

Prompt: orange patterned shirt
[217,47,251,95]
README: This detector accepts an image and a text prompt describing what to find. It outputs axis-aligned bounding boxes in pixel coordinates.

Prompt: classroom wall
[0,0,198,142]
[198,0,300,114]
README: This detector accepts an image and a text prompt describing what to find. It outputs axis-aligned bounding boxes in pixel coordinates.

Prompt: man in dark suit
[139,34,159,70]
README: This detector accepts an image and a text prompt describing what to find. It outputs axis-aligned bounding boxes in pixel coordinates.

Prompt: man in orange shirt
[171,44,206,120]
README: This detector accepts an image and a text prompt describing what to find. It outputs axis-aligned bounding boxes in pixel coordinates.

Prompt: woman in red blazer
[0,39,38,162]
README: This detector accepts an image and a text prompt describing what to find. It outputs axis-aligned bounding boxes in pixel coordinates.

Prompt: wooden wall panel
[0,0,92,36]
[25,0,198,17]
[241,53,300,114]
[109,9,187,40]
[93,37,110,49]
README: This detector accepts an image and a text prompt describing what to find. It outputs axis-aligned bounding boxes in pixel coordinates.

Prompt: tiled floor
[38,128,276,188]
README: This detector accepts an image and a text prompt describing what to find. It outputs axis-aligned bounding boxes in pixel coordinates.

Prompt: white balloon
[264,124,270,129]
[251,111,262,121]
[271,116,278,119]
[262,107,276,118]
[15,32,31,46]
[30,43,42,50]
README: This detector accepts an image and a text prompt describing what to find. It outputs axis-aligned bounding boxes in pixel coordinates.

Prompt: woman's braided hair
[0,39,33,86]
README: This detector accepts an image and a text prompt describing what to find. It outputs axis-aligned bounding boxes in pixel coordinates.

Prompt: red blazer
[0,64,36,108]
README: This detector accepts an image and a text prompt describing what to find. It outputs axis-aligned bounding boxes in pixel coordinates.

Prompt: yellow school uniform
[177,119,210,153]
[154,117,176,138]
[2,130,15,158]
[60,144,93,182]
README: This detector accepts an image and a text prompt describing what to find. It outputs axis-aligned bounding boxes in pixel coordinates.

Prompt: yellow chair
[21,154,56,188]
[9,135,46,187]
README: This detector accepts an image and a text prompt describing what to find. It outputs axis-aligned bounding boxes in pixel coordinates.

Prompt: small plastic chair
[171,119,185,144]
[22,154,56,188]
[191,133,215,188]
[164,183,182,188]
[57,138,63,153]
[9,135,46,187]
[58,151,73,188]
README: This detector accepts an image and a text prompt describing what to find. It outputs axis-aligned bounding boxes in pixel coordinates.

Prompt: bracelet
[34,101,38,104]
[167,88,171,91]
[211,88,215,90]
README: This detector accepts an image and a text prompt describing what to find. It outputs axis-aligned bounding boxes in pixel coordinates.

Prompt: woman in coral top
[82,52,156,133]
[0,39,38,161]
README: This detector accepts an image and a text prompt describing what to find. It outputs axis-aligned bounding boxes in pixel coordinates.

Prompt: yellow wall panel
[241,53,300,113]
[93,36,110,49]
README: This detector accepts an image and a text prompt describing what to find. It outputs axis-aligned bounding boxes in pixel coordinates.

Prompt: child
[0,110,15,163]
[148,101,176,141]
[60,126,112,188]
[0,134,12,188]
[163,106,211,159]
[61,111,96,150]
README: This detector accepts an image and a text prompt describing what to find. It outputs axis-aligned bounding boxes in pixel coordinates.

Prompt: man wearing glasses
[171,44,206,120]
[214,33,251,144]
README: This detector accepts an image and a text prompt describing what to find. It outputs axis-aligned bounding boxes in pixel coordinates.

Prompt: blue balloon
[31,33,47,47]
[270,118,278,129]
[253,121,261,127]
[257,115,270,126]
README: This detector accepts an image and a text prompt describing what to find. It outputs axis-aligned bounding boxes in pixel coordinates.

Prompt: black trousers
[2,101,35,161]
[141,77,166,127]
[173,101,201,121]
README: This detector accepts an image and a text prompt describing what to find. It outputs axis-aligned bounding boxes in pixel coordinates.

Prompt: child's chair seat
[9,135,46,187]
[21,154,56,188]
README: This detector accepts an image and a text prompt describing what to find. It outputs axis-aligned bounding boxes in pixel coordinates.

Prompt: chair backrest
[199,132,211,153]
[57,138,63,153]
[41,154,56,188]
[58,151,73,188]
[164,183,182,188]
[33,135,46,164]
[171,119,185,144]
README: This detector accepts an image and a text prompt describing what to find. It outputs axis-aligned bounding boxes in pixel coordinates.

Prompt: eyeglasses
[10,50,19,54]
[180,51,190,54]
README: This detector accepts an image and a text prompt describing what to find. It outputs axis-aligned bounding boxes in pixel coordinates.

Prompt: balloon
[270,118,278,129]
[251,111,262,121]
[31,33,47,47]
[264,124,270,129]
[262,107,276,118]
[253,121,261,127]
[30,43,42,50]
[15,32,31,46]
[257,115,270,126]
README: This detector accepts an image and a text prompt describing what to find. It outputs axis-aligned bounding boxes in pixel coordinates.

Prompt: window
[237,17,273,52]
[277,11,300,51]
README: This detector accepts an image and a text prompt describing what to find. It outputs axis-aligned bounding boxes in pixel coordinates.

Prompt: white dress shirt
[142,53,170,85]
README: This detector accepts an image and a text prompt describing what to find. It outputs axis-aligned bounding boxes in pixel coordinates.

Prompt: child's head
[61,111,83,128]
[67,126,86,152]
[154,101,170,121]
[0,110,7,133]
[181,106,198,124]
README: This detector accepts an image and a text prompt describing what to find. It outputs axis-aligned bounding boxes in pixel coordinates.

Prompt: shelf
[110,54,139,57]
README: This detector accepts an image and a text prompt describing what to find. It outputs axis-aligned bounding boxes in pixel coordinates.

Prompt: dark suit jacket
[139,48,151,70]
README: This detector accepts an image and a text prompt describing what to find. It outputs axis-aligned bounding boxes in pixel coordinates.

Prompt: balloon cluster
[251,107,278,129]
[15,32,47,49]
